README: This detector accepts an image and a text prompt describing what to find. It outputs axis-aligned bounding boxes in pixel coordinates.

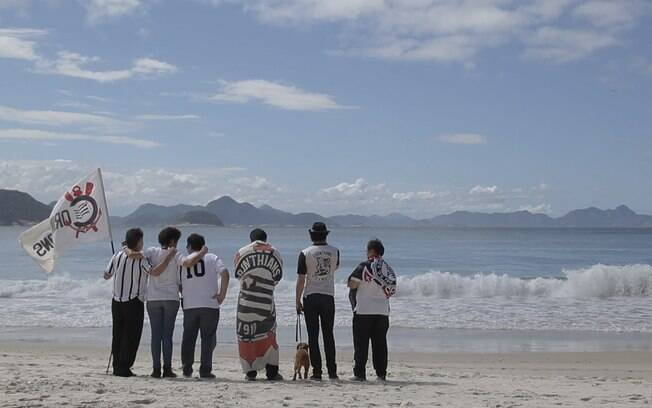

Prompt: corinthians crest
[52,181,102,238]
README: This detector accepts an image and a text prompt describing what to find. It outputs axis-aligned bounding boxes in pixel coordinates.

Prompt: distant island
[1,188,652,228]
[0,190,52,226]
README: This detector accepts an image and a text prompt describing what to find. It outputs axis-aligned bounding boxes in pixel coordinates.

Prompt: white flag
[19,168,113,273]
[50,168,111,255]
[18,219,56,273]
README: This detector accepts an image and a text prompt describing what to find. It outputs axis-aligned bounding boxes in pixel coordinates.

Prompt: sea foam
[3,264,652,331]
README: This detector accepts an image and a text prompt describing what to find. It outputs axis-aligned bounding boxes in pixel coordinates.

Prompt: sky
[0,0,651,217]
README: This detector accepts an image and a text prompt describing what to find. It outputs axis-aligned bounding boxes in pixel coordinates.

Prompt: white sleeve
[105,254,116,275]
[140,258,151,275]
[215,256,227,274]
[143,247,157,264]
[174,252,184,267]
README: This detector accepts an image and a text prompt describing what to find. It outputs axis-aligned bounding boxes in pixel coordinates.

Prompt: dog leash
[295,312,304,343]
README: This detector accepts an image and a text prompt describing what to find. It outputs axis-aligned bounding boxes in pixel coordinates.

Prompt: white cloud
[0,162,554,217]
[0,28,45,61]
[0,105,124,127]
[0,28,178,82]
[83,0,145,22]
[212,0,649,64]
[436,133,487,145]
[211,79,352,111]
[524,0,576,20]
[318,178,457,215]
[132,57,178,75]
[0,128,158,148]
[319,178,387,198]
[518,203,552,214]
[0,160,274,214]
[525,26,618,62]
[573,0,644,28]
[135,114,200,121]
[35,52,177,82]
[470,185,498,195]
[392,191,448,201]
[316,178,553,216]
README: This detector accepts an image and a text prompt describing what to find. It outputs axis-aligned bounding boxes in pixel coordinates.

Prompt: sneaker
[162,367,177,378]
[182,367,193,378]
[267,373,284,381]
[376,376,387,382]
[329,374,339,380]
[151,368,161,379]
[245,371,257,381]
[199,373,216,380]
[349,376,366,382]
[309,374,322,381]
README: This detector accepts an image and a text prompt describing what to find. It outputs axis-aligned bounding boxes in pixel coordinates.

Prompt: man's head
[250,228,267,243]
[309,222,329,243]
[125,228,144,251]
[366,238,385,258]
[186,233,205,253]
[158,226,181,248]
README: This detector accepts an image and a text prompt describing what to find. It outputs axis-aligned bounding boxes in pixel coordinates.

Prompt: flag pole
[97,168,115,375]
[97,168,115,255]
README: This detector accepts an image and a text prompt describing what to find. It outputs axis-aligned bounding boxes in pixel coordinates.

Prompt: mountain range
[1,188,652,228]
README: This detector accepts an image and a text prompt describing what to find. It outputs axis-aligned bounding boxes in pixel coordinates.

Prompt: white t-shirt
[349,257,397,316]
[144,247,182,302]
[299,244,339,297]
[179,253,228,310]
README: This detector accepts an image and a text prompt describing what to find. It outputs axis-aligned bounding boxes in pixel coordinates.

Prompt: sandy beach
[2,340,652,408]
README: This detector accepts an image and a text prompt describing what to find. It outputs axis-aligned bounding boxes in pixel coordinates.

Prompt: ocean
[2,226,652,352]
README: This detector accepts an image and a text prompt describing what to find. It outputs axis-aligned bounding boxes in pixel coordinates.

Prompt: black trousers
[181,308,220,376]
[352,314,389,379]
[111,298,144,375]
[303,293,337,376]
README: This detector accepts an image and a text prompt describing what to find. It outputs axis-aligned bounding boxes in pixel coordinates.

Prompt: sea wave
[2,264,651,300]
[3,265,652,331]
[395,264,652,299]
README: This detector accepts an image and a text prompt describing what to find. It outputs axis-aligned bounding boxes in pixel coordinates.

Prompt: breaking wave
[395,264,652,299]
[2,264,651,300]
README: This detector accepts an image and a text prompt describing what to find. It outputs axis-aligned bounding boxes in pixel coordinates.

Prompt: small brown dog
[293,342,310,380]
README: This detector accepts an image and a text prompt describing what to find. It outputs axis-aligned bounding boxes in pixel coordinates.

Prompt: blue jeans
[181,308,220,376]
[147,300,179,369]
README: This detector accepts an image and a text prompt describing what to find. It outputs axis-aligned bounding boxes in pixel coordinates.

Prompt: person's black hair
[309,230,328,243]
[250,228,267,242]
[158,226,181,247]
[124,228,144,250]
[186,233,205,252]
[367,238,385,256]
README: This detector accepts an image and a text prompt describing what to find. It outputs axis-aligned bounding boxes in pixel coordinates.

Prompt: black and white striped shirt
[105,250,150,302]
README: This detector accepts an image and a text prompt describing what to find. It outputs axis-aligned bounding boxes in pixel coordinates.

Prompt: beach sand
[2,341,652,407]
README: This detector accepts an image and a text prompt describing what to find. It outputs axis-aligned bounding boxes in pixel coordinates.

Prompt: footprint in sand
[130,398,156,405]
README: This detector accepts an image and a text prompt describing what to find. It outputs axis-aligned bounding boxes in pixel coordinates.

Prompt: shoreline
[3,326,652,354]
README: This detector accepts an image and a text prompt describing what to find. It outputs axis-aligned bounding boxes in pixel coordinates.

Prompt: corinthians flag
[18,169,113,273]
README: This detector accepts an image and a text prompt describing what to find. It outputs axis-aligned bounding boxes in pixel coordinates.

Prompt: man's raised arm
[150,248,178,277]
[181,246,208,268]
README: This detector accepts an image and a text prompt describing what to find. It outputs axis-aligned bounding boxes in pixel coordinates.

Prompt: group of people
[103,222,398,382]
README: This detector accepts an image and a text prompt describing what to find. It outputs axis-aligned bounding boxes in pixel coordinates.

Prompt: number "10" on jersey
[185,260,206,279]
